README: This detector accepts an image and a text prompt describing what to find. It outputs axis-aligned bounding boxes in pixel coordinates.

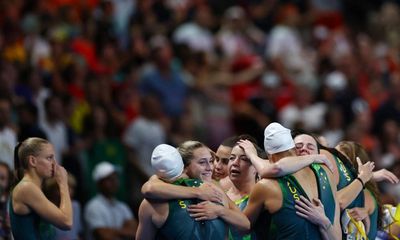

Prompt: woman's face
[228,145,257,184]
[185,147,213,182]
[212,145,231,181]
[34,143,56,179]
[0,165,9,192]
[294,134,319,156]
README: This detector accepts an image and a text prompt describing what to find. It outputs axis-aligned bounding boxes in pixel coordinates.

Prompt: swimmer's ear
[28,155,37,168]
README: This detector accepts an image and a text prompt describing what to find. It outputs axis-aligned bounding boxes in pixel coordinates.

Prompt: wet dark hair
[291,130,358,175]
[291,129,321,154]
[236,134,267,159]
[234,134,267,182]
[221,136,239,148]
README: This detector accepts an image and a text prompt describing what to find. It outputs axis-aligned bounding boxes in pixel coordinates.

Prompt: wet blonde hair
[178,141,207,167]
[14,137,50,183]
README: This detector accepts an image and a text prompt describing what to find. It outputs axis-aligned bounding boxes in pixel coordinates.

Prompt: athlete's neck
[228,180,254,199]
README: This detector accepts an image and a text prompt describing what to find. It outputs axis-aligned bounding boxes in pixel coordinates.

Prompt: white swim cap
[151,144,184,181]
[264,122,295,154]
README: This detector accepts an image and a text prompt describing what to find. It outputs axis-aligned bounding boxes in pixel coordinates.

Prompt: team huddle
[136,122,400,240]
[9,122,400,239]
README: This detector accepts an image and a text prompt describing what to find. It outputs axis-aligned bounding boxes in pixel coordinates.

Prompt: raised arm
[336,158,374,210]
[14,165,72,230]
[136,200,157,240]
[372,169,399,184]
[141,175,224,203]
[238,140,333,178]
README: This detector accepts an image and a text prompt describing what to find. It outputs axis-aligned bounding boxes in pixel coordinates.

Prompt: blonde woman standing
[10,137,72,240]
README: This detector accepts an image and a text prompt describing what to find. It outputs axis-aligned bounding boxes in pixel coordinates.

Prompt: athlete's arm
[361,189,377,234]
[141,175,224,203]
[243,179,271,225]
[323,166,342,240]
[372,169,399,184]
[187,199,250,231]
[136,200,157,240]
[238,140,333,178]
[295,196,340,240]
[336,158,374,210]
[13,165,72,230]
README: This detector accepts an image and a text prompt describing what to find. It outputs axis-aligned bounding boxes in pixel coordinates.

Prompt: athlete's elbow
[260,163,282,178]
[337,197,348,211]
[58,216,73,230]
[237,218,251,232]
[141,181,155,198]
[243,218,251,231]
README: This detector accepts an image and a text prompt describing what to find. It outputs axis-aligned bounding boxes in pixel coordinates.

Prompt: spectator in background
[0,162,11,240]
[123,95,166,213]
[123,95,166,179]
[373,71,400,135]
[267,4,316,87]
[216,5,265,58]
[321,106,344,147]
[17,102,47,141]
[84,161,137,240]
[0,98,17,169]
[172,5,215,55]
[40,95,69,164]
[139,35,188,119]
[82,105,128,202]
[278,83,327,132]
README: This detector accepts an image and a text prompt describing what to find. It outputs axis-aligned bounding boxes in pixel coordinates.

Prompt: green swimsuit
[228,195,256,240]
[272,165,335,240]
[9,195,55,240]
[156,178,226,240]
[334,156,365,239]
[367,190,378,240]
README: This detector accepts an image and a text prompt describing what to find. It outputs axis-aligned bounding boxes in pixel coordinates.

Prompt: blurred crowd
[1,0,400,238]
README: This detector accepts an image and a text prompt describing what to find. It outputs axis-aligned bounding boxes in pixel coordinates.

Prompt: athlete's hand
[198,182,224,204]
[238,140,258,160]
[188,201,223,221]
[357,157,375,184]
[348,207,368,221]
[295,196,330,228]
[312,154,334,173]
[54,163,68,186]
[372,169,399,184]
[362,215,371,234]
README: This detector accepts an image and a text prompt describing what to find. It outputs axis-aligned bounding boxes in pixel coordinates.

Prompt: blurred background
[0,0,400,224]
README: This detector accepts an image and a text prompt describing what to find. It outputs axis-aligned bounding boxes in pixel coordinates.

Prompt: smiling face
[185,147,214,182]
[228,145,257,184]
[294,134,319,156]
[212,145,231,181]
